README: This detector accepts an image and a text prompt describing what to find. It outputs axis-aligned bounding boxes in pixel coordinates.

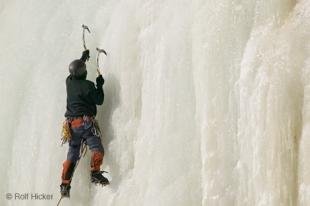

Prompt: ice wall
[0,0,309,206]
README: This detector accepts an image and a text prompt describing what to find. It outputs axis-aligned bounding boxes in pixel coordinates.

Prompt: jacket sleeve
[88,83,104,105]
[80,50,89,62]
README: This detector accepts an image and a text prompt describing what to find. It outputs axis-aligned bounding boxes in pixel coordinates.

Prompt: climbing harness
[61,116,101,145]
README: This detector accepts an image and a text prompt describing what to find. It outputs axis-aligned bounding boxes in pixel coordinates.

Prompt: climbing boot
[60,183,71,198]
[91,171,109,186]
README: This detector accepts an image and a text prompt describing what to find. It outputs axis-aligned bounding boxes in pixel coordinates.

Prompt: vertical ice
[0,0,309,206]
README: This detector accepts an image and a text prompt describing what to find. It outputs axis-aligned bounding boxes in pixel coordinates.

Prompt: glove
[96,75,104,88]
[80,50,90,62]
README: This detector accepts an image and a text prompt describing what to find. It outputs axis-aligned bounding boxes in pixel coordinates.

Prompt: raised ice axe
[96,47,107,75]
[82,24,91,50]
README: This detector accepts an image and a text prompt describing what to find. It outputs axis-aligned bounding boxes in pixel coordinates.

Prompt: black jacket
[65,75,104,117]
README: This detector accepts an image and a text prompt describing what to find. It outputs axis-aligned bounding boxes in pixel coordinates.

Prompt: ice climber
[60,50,109,198]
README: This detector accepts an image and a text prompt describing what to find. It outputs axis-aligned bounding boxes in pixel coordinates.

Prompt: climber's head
[69,59,87,79]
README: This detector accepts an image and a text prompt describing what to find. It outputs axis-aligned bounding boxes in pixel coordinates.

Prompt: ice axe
[82,24,91,50]
[96,47,107,75]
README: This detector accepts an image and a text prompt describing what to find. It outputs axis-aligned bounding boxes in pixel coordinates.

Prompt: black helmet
[69,59,87,77]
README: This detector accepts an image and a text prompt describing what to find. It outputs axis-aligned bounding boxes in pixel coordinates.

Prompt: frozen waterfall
[0,0,309,205]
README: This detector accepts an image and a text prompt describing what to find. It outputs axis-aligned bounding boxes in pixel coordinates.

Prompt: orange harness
[70,118,84,128]
[70,116,94,128]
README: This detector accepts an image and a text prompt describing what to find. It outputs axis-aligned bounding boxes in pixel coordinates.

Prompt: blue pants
[67,119,104,162]
[62,118,105,184]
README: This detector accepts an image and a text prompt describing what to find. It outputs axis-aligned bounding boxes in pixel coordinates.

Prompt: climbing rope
[61,120,71,145]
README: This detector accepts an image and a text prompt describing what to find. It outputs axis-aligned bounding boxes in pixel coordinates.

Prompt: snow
[0,0,309,206]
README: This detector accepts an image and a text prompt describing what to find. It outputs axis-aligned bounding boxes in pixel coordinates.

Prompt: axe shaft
[96,47,107,74]
[82,24,90,50]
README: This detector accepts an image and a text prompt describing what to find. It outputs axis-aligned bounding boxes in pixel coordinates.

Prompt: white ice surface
[0,0,309,206]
